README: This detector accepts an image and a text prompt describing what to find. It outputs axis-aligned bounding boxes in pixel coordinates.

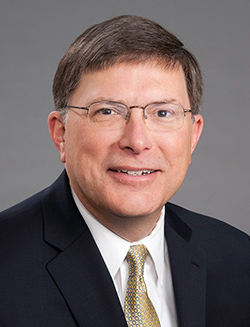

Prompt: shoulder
[166,202,250,302]
[166,202,249,237]
[166,202,250,254]
[0,189,45,224]
[0,171,66,225]
[0,190,47,256]
[166,203,250,317]
[0,171,79,254]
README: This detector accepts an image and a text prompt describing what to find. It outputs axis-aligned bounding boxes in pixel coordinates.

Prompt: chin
[109,198,162,219]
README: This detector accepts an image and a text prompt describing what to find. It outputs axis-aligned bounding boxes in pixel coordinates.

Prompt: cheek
[65,127,116,177]
[159,131,192,172]
[162,130,191,153]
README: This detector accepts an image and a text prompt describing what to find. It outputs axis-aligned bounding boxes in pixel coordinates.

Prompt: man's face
[49,62,203,230]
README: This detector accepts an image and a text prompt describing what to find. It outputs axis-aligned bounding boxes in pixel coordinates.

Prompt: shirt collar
[72,189,166,286]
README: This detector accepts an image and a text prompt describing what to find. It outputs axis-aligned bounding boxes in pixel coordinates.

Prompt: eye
[97,108,116,115]
[152,108,175,120]
[156,110,173,118]
[90,100,128,117]
[93,107,121,116]
[146,103,178,121]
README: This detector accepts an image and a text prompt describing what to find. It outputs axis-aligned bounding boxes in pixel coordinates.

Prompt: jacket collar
[165,204,206,327]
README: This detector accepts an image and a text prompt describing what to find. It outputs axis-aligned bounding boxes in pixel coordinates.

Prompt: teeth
[117,169,155,176]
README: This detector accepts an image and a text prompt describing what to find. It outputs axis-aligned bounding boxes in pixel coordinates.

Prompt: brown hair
[53,15,203,116]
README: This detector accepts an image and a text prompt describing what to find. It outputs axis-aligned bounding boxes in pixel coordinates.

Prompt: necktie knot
[126,244,148,277]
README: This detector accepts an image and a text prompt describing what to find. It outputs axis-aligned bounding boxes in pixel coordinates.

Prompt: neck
[91,208,162,242]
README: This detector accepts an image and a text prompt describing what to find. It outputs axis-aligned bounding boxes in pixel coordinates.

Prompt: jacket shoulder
[0,189,45,223]
[166,202,250,250]
[167,202,249,236]
[0,171,66,223]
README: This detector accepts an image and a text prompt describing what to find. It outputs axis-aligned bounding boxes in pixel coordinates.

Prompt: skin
[48,61,203,242]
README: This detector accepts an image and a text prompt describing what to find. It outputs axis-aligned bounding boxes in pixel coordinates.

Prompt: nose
[118,108,153,154]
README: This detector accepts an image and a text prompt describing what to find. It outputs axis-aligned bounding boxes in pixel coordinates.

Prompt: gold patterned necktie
[124,244,161,326]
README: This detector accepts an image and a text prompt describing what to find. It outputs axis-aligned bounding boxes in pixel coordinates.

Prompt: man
[0,15,249,327]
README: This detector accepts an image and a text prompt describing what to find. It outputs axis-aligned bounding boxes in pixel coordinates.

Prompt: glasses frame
[65,100,193,131]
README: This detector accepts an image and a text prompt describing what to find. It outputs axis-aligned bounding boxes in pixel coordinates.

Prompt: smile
[115,169,156,176]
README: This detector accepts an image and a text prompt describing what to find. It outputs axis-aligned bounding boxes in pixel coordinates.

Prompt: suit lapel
[165,205,206,327]
[42,171,127,327]
[46,229,127,327]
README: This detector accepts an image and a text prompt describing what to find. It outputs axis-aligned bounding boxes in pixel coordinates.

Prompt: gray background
[1,0,249,234]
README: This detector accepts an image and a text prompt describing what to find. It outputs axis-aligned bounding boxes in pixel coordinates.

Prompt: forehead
[71,61,190,107]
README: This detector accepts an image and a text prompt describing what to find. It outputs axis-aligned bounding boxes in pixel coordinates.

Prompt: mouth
[110,169,157,176]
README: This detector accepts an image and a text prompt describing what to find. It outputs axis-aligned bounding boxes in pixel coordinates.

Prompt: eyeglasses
[65,100,192,131]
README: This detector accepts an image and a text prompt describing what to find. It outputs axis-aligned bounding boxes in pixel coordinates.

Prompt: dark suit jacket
[0,171,249,326]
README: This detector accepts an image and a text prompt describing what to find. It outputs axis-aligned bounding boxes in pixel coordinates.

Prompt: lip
[108,167,160,184]
[109,166,159,173]
[109,165,159,171]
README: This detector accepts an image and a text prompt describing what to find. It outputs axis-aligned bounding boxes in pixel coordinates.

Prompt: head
[49,15,204,241]
[53,15,203,118]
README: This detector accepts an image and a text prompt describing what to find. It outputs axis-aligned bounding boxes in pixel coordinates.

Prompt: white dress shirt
[72,190,177,327]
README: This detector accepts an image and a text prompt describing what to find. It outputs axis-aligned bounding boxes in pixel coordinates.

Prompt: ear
[190,114,204,156]
[48,111,66,163]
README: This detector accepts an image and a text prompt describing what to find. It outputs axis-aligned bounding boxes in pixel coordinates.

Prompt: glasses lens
[145,103,184,131]
[88,101,127,129]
